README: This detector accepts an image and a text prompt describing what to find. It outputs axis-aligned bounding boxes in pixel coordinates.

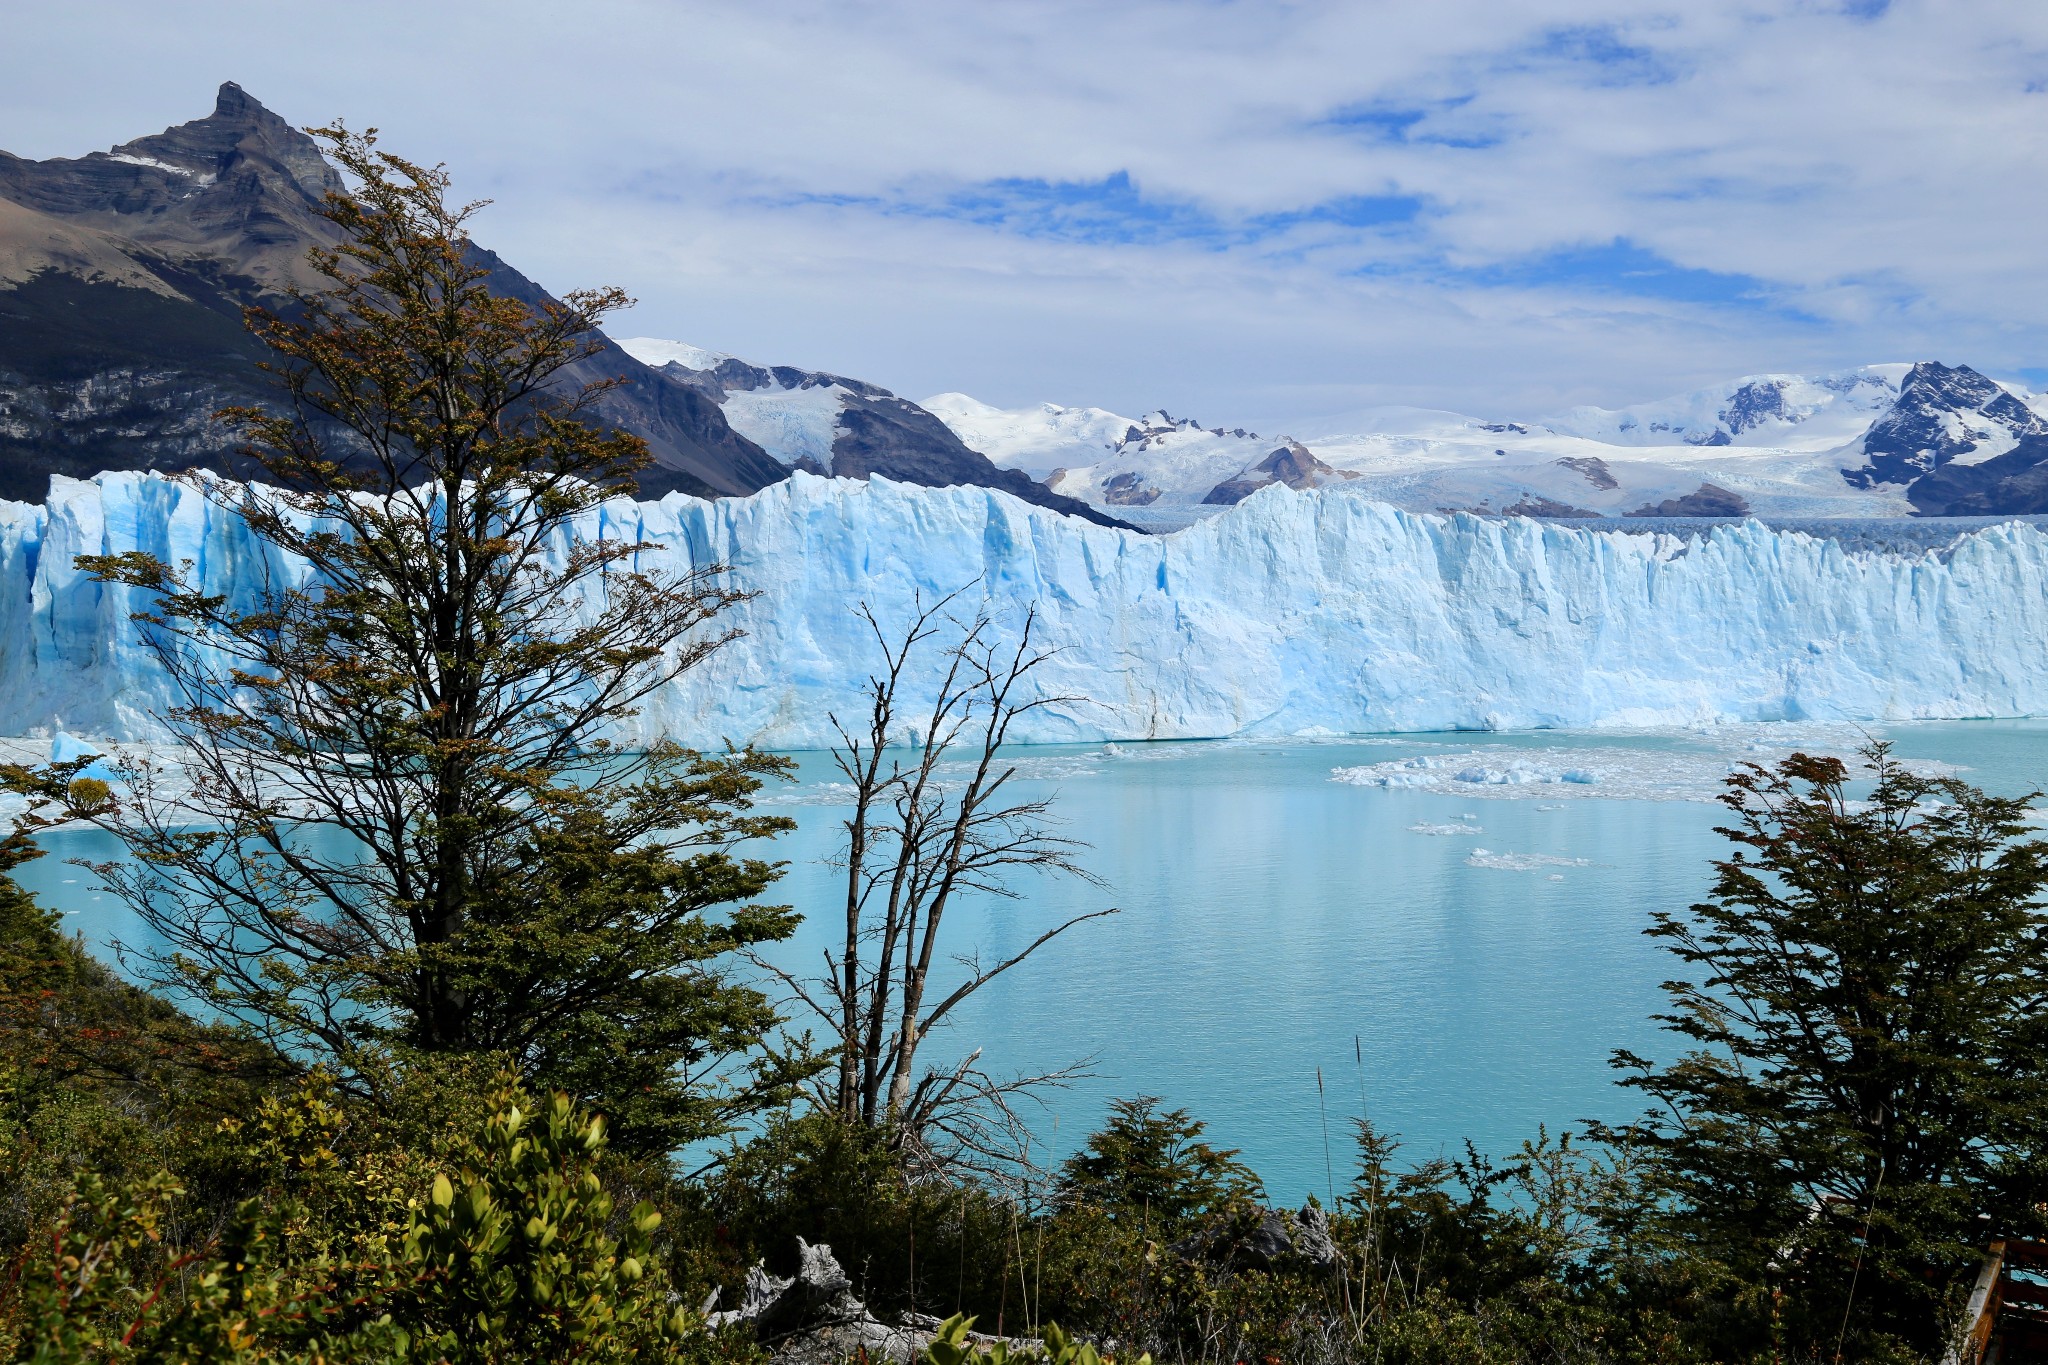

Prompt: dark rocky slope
[0,85,787,502]
[1843,361,2048,491]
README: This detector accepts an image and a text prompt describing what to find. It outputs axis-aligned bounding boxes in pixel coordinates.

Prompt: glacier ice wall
[6,470,2048,747]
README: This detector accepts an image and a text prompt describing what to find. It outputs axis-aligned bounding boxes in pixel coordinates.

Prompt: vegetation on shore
[4,128,2046,1363]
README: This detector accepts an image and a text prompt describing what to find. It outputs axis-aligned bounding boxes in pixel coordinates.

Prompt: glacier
[6,469,2048,748]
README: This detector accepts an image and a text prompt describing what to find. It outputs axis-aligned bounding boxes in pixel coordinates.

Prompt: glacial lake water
[19,719,2048,1204]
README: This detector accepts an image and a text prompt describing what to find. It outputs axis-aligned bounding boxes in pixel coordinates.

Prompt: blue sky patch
[937,171,1224,246]
[773,173,1426,249]
[1520,24,1680,86]
[1321,97,1502,149]
[1452,239,1786,309]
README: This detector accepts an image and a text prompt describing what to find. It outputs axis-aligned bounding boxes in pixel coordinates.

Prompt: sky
[6,0,2048,427]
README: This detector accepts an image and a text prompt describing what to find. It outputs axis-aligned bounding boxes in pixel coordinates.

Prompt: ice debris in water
[1409,821,1482,836]
[1330,725,1962,804]
[1466,849,1595,871]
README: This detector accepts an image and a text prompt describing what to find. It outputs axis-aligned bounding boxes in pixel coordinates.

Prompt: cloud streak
[6,0,2047,426]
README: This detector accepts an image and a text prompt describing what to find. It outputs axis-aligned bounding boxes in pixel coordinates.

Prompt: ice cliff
[7,470,2048,747]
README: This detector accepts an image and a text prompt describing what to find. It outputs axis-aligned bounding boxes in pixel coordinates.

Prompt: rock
[1499,496,1599,518]
[1843,361,2048,489]
[1292,1203,1342,1276]
[1626,483,1750,518]
[1101,471,1161,506]
[1904,432,2048,516]
[1202,442,1359,505]
[1169,1203,1346,1276]
[711,1238,1028,1365]
[1554,456,1619,491]
[708,1236,865,1339]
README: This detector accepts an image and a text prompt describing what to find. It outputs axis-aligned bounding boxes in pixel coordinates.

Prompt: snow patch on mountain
[919,394,1132,480]
[618,336,853,468]
[1541,367,1908,450]
[616,337,733,373]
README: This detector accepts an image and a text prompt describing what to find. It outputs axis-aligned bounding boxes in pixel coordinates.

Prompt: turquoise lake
[20,719,2048,1204]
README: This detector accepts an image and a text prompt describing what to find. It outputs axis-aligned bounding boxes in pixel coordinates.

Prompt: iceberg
[6,470,2048,747]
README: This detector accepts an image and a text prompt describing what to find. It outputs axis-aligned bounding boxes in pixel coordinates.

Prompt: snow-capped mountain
[927,363,2048,520]
[925,397,1361,511]
[1542,368,1906,449]
[618,339,1132,529]
[1845,361,2048,488]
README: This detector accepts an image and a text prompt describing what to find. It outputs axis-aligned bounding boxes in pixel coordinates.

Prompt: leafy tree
[1059,1098,1263,1229]
[1611,741,2048,1355]
[38,127,803,1150]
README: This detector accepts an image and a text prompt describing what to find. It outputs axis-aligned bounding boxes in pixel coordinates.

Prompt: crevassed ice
[8,471,2048,747]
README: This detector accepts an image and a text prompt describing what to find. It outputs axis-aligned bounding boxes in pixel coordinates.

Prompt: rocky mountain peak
[107,81,343,204]
[0,83,340,227]
[1846,360,2048,488]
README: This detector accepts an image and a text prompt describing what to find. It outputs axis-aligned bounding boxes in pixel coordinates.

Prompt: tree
[761,594,1112,1170]
[1060,1098,1263,1228]
[28,126,800,1151]
[1611,741,2048,1355]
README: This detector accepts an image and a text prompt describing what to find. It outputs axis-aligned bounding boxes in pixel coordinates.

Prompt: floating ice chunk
[757,781,860,807]
[1409,821,1482,836]
[1466,849,1596,871]
[49,732,100,765]
[49,731,122,782]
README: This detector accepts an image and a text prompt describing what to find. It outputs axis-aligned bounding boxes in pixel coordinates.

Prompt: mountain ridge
[921,362,2048,521]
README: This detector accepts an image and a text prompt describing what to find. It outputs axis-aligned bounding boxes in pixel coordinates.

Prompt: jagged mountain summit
[617,340,1131,529]
[930,363,2048,521]
[0,83,789,502]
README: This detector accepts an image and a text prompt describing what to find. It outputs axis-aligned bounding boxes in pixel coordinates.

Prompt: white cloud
[6,0,2047,424]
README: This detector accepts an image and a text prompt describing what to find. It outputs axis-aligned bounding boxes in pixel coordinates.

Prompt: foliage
[36,123,805,1150]
[0,799,275,1280]
[9,1169,409,1364]
[4,1080,728,1364]
[1610,741,2048,1356]
[1057,1097,1263,1229]
[393,1085,693,1362]
[923,1312,1151,1365]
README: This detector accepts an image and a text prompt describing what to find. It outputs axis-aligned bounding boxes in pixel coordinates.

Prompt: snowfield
[8,471,2048,748]
[926,364,2048,523]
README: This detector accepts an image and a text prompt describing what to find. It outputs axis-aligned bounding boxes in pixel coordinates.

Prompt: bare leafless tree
[759,590,1114,1168]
